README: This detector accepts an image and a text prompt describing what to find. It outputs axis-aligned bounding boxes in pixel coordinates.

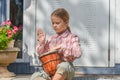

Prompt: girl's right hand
[50,45,61,51]
[37,28,46,45]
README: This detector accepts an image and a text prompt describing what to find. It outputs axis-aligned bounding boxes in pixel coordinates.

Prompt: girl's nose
[53,24,57,28]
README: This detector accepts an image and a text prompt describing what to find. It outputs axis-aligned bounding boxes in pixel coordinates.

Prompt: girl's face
[51,16,68,34]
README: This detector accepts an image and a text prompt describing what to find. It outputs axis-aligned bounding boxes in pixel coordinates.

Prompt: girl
[36,8,82,80]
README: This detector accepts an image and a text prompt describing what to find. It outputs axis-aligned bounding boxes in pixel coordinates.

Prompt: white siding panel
[109,0,115,67]
[115,0,120,63]
[22,0,36,63]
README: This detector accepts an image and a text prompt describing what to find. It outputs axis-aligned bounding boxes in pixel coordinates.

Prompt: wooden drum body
[39,50,61,76]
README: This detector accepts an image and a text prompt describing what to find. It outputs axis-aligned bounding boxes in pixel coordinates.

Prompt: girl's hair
[51,8,71,32]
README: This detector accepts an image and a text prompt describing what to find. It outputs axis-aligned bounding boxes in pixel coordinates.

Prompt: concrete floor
[0,75,31,80]
[0,74,120,80]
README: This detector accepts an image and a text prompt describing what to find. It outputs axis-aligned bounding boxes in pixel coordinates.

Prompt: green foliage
[0,28,11,50]
[0,20,19,50]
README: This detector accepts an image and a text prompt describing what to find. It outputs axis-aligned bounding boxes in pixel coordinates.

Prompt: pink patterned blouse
[36,29,82,62]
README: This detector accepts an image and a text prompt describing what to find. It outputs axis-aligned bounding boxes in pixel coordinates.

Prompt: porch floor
[0,73,120,80]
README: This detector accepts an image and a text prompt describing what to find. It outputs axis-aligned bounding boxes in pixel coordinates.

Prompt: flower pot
[0,47,20,78]
[7,40,15,48]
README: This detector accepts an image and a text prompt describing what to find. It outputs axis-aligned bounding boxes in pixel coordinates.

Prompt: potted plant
[0,20,19,50]
[0,20,20,77]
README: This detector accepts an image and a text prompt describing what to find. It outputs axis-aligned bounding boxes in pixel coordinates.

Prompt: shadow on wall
[24,0,31,10]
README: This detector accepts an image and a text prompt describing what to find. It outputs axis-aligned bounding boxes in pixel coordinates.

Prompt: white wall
[23,0,116,67]
[115,0,120,63]
[22,0,36,63]
[35,0,112,67]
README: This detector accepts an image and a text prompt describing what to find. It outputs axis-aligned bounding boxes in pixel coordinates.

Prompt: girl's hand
[65,56,76,62]
[37,28,46,45]
[50,45,61,52]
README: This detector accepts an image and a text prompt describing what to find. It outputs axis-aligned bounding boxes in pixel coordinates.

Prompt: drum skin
[39,50,61,76]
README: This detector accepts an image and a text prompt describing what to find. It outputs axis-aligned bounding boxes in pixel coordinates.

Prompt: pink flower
[12,30,17,34]
[6,20,12,25]
[7,30,12,38]
[13,26,18,31]
[1,21,6,26]
[11,26,18,34]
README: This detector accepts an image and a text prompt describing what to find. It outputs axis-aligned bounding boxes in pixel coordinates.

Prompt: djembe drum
[39,50,61,76]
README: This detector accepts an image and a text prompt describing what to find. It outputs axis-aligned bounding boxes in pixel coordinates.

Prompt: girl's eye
[56,22,59,24]
[52,22,59,25]
[54,22,60,25]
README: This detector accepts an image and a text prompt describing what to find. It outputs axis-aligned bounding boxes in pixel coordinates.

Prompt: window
[10,0,23,58]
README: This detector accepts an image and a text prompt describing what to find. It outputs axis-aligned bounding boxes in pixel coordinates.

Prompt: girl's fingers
[66,56,75,62]
[43,33,46,39]
[37,28,44,35]
[37,28,46,45]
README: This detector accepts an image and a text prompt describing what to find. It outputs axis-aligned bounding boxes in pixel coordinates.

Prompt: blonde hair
[51,8,71,32]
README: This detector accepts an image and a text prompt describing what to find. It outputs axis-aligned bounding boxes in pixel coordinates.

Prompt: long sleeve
[36,44,45,55]
[71,35,81,58]
[36,41,49,56]
[63,34,82,58]
[36,30,82,61]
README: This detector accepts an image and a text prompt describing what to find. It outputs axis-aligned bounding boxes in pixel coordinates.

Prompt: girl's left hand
[37,28,46,45]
